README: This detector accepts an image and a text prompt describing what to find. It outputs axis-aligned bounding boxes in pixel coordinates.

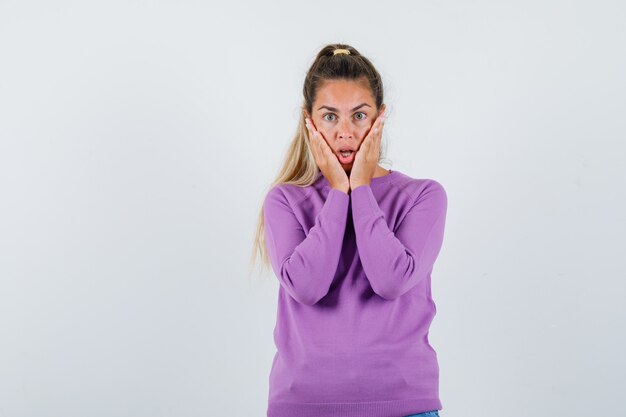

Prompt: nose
[337,118,354,139]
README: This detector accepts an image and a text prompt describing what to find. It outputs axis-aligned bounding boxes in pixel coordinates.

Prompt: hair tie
[333,48,351,56]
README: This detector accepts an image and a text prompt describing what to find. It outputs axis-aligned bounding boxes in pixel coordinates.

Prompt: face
[305,78,384,169]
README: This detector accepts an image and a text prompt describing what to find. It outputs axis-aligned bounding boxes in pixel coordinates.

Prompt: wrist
[350,181,370,190]
[331,185,350,195]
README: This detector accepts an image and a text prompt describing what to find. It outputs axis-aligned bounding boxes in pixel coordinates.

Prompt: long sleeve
[263,186,350,305]
[351,180,447,300]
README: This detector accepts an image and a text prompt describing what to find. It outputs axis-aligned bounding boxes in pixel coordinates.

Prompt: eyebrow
[317,103,372,112]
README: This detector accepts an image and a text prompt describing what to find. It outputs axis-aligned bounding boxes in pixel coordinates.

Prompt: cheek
[318,127,333,143]
[356,127,370,140]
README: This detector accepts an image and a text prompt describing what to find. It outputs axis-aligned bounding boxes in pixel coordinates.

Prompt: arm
[263,187,349,305]
[351,181,447,300]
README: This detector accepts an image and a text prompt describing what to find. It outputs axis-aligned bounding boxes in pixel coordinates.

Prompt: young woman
[251,44,448,417]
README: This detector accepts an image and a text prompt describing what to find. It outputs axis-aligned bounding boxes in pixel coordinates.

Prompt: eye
[354,112,366,120]
[323,113,336,122]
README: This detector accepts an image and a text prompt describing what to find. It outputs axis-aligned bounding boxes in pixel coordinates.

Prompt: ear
[379,104,387,116]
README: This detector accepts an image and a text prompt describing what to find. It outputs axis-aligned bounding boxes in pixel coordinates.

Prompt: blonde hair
[247,43,389,279]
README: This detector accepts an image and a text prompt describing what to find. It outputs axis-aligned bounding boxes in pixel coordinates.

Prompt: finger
[318,133,335,160]
[307,119,324,147]
[373,114,385,140]
[305,122,322,162]
[305,122,334,162]
[306,117,320,136]
[374,113,385,132]
[361,118,383,156]
[373,111,385,129]
[313,131,324,157]
[305,118,314,140]
[364,115,384,144]
[373,122,383,153]
[313,132,323,159]
[307,123,324,157]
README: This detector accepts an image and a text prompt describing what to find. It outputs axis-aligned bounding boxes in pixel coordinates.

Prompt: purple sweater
[263,169,448,417]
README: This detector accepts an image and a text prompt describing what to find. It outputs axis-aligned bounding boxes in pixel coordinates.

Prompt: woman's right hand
[305,117,350,194]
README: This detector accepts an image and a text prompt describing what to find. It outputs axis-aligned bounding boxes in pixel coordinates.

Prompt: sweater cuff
[321,188,350,223]
[351,184,383,218]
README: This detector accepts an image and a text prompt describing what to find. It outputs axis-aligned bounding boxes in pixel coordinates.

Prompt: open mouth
[337,150,355,164]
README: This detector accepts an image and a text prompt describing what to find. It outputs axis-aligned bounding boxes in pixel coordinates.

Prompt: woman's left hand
[349,109,386,190]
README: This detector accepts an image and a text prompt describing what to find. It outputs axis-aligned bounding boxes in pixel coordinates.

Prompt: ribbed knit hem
[267,398,442,417]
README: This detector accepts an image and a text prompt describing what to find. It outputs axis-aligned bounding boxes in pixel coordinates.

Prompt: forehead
[314,79,375,110]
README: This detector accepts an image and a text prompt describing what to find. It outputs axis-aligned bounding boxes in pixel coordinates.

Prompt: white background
[1,1,625,416]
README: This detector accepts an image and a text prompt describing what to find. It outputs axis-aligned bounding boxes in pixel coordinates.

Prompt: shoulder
[264,182,315,209]
[389,171,447,206]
